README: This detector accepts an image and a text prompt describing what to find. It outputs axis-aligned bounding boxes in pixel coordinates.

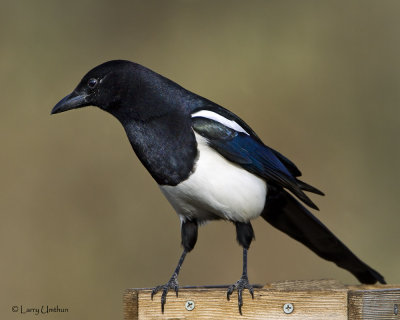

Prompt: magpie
[51,60,386,314]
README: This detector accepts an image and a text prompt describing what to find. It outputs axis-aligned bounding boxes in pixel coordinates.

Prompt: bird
[51,60,386,314]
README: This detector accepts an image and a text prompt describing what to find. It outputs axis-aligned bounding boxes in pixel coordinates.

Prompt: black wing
[191,116,323,209]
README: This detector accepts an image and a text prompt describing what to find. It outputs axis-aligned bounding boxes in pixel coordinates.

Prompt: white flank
[160,133,267,223]
[191,110,249,135]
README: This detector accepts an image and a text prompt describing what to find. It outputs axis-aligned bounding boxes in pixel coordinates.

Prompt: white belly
[160,133,267,223]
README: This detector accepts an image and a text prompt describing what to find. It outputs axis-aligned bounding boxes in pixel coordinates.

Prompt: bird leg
[151,249,187,313]
[151,219,198,313]
[227,221,255,314]
[227,247,254,314]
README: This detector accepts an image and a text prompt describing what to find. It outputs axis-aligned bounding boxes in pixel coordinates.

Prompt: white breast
[160,133,267,223]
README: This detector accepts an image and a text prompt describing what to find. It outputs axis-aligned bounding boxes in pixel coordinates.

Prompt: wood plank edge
[123,289,139,320]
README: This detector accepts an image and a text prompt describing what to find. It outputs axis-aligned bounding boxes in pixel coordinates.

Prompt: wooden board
[123,280,400,320]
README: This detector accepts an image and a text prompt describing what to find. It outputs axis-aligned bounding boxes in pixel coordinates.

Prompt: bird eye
[88,78,98,89]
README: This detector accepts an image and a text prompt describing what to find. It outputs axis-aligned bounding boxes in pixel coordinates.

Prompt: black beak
[51,92,89,115]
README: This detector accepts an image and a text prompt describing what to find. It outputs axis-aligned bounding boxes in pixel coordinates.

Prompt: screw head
[283,303,294,314]
[185,300,195,311]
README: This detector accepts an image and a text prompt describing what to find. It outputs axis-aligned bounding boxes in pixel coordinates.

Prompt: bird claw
[227,275,254,314]
[151,274,179,313]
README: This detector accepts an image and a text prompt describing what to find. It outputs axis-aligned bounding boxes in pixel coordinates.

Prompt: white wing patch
[191,110,249,135]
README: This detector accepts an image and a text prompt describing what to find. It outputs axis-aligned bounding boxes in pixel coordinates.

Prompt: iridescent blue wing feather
[191,116,323,209]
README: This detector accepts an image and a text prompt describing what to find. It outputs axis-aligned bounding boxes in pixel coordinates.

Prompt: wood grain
[123,280,400,320]
[349,287,400,320]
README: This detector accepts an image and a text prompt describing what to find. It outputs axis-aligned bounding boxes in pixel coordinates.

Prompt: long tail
[261,187,386,284]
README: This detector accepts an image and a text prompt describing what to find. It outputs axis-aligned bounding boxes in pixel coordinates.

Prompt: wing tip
[296,179,325,196]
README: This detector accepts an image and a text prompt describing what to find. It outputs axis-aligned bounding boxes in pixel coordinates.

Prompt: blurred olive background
[1,0,399,319]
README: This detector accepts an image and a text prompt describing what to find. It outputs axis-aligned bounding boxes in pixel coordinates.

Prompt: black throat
[97,63,202,185]
[119,111,198,186]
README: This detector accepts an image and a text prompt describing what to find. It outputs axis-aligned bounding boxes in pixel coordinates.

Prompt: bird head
[52,60,184,123]
[51,60,136,115]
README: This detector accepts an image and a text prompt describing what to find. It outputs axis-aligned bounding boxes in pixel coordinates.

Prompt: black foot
[227,275,254,314]
[151,274,179,313]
